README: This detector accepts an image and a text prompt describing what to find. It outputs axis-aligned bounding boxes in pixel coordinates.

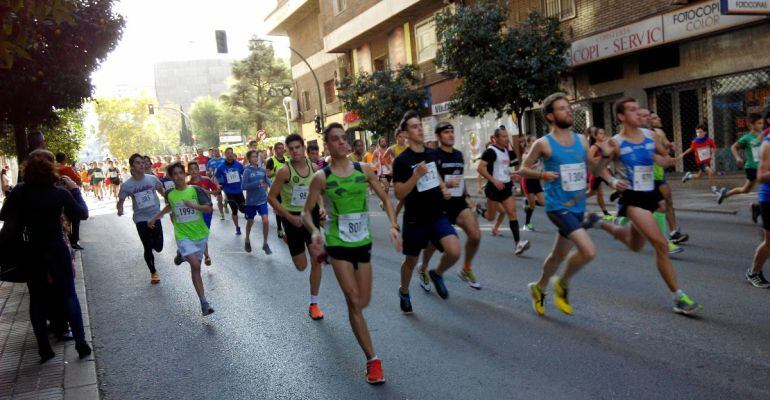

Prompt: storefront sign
[431,100,456,116]
[665,0,765,41]
[721,0,770,14]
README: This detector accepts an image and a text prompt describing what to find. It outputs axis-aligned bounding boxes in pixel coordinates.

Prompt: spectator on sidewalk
[55,152,84,250]
[1,167,10,198]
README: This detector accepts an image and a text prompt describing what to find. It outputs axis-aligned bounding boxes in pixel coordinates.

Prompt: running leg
[434,234,461,276]
[331,260,375,359]
[751,229,770,274]
[626,206,678,292]
[187,255,206,300]
[136,222,157,274]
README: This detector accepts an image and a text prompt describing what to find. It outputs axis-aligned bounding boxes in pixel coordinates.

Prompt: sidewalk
[0,252,99,400]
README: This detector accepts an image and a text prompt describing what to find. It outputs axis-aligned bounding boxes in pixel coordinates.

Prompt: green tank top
[280,159,314,213]
[270,156,285,175]
[323,163,371,248]
[653,163,664,181]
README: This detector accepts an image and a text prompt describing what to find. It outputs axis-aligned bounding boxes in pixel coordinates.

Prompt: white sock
[673,289,684,300]
[310,295,318,304]
[367,355,379,363]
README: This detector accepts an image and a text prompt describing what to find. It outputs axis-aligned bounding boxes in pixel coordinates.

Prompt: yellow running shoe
[552,277,573,315]
[150,273,160,284]
[528,282,546,316]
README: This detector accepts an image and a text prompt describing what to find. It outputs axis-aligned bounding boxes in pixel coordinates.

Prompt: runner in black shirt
[393,111,460,313]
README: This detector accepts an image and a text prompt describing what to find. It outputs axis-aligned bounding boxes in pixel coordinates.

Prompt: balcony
[264,0,317,36]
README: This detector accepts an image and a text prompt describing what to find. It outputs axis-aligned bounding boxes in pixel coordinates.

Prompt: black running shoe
[609,191,620,202]
[746,270,770,288]
[751,203,761,224]
[399,289,413,313]
[717,187,728,204]
[174,252,184,266]
[669,231,689,244]
[429,269,448,299]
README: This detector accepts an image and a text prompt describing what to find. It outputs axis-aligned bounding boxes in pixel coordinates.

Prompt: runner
[267,134,326,320]
[266,142,287,239]
[747,133,770,288]
[242,149,272,255]
[717,113,765,214]
[476,127,530,255]
[194,148,210,177]
[372,136,394,194]
[148,162,215,315]
[521,135,545,232]
[117,154,167,284]
[214,147,245,235]
[679,123,718,193]
[303,122,400,384]
[417,122,483,291]
[143,156,154,175]
[206,148,227,220]
[520,93,613,315]
[585,127,614,219]
[393,110,460,312]
[349,139,365,162]
[187,162,218,266]
[88,161,105,201]
[594,97,702,315]
[308,142,328,169]
[107,160,121,199]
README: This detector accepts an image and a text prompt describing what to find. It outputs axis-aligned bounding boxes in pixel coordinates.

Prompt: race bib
[226,170,241,183]
[416,162,440,192]
[338,213,369,243]
[446,174,465,197]
[560,163,587,192]
[134,189,156,210]
[93,171,104,179]
[493,160,511,183]
[697,147,711,162]
[109,171,118,178]
[291,185,308,206]
[163,180,175,191]
[752,146,760,162]
[173,201,198,223]
[633,165,654,191]
[198,163,207,172]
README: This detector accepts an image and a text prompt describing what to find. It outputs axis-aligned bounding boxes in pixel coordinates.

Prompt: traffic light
[148,104,154,115]
[215,30,228,54]
[314,115,322,133]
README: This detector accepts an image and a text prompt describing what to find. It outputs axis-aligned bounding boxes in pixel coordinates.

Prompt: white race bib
[173,201,198,223]
[226,170,241,183]
[559,163,587,192]
[109,171,118,178]
[198,163,207,172]
[633,165,654,191]
[291,185,309,206]
[446,174,465,197]
[338,213,369,243]
[493,159,511,183]
[416,162,440,192]
[163,180,175,191]
[93,171,104,179]
[134,189,156,210]
[752,146,760,162]
[697,147,711,162]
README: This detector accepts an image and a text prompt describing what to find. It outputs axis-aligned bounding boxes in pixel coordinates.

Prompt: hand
[389,227,402,252]
[319,208,327,220]
[510,172,521,182]
[492,179,504,191]
[183,200,195,208]
[597,140,616,158]
[541,171,559,181]
[61,176,78,190]
[612,179,629,192]
[309,231,325,255]
[289,214,303,228]
[736,158,745,169]
[147,217,158,229]
[441,186,451,200]
[414,162,428,178]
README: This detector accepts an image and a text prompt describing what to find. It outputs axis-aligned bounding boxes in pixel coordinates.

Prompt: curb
[64,251,99,400]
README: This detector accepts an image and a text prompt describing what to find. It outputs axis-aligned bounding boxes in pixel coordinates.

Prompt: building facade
[153,59,234,111]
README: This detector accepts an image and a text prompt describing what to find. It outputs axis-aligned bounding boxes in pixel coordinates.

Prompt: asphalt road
[80,194,770,400]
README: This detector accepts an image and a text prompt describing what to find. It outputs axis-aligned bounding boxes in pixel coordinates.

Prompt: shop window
[542,0,576,21]
[324,80,336,104]
[415,18,437,63]
[588,59,623,85]
[373,56,387,72]
[639,45,680,75]
[332,0,346,15]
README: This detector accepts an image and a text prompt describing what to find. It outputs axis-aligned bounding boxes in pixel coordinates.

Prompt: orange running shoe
[308,304,324,320]
[150,273,160,284]
[366,359,385,385]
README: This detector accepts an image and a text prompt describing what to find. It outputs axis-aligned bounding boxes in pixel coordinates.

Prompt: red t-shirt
[690,138,716,164]
[189,176,217,194]
[194,156,210,176]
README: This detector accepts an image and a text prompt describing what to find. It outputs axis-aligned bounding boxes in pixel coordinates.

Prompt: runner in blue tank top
[520,93,615,316]
[747,135,770,288]
[595,97,701,315]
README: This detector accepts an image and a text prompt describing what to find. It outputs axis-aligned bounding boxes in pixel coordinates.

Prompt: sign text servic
[570,17,663,66]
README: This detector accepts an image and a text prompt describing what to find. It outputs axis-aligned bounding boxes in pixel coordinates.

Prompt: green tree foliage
[0,0,123,160]
[0,107,85,161]
[337,64,427,140]
[435,1,569,133]
[94,96,179,160]
[221,38,291,135]
[0,0,76,69]
[190,97,223,148]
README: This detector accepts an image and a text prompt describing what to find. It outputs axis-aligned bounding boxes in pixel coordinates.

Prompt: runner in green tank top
[303,123,401,385]
[267,134,327,320]
[266,142,287,239]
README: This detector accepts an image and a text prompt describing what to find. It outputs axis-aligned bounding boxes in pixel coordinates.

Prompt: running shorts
[761,202,770,231]
[244,203,269,220]
[746,168,757,182]
[281,209,320,257]
[380,174,393,182]
[202,212,212,228]
[445,201,470,225]
[111,179,121,186]
[177,238,207,260]
[546,210,585,238]
[524,178,543,195]
[654,179,666,193]
[402,216,457,257]
[617,190,662,217]
[225,192,246,215]
[484,181,513,203]
[326,243,372,269]
[590,175,606,191]
[695,162,710,172]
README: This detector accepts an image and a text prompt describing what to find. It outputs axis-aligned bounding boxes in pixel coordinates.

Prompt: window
[302,91,311,112]
[415,18,437,63]
[587,59,623,85]
[542,0,576,21]
[638,44,680,74]
[373,56,387,72]
[323,80,337,104]
[332,0,347,15]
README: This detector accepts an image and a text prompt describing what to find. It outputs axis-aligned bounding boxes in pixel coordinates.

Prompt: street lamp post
[282,96,293,135]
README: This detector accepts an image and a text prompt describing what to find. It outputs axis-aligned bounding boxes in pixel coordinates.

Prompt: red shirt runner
[690,138,716,164]
[194,155,210,176]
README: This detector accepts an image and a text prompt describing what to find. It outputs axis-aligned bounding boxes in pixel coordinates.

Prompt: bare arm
[731,142,744,166]
[518,139,549,179]
[302,171,326,239]
[267,166,293,220]
[393,162,427,201]
[365,164,402,251]
[653,139,676,168]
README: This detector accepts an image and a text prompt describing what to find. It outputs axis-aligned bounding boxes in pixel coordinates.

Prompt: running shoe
[673,293,702,315]
[751,203,761,224]
[201,301,215,316]
[220,213,225,221]
[277,228,285,239]
[429,270,449,299]
[71,243,84,250]
[366,359,385,385]
[746,269,770,288]
[551,277,572,315]
[711,186,719,194]
[528,282,546,316]
[379,200,384,211]
[150,273,160,284]
[717,187,728,204]
[418,271,431,292]
[204,256,212,266]
[398,289,413,314]
[245,239,252,253]
[602,213,616,222]
[668,241,684,254]
[476,205,487,217]
[669,230,689,244]
[308,303,324,320]
[582,213,603,229]
[491,227,501,236]
[609,191,620,202]
[263,243,272,255]
[681,171,692,183]
[521,223,535,232]
[514,240,531,256]
[236,227,242,236]
[174,252,184,266]
[458,269,481,290]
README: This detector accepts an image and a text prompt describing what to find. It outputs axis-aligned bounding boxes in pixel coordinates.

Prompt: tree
[221,38,291,134]
[190,97,223,148]
[94,95,178,160]
[0,0,123,160]
[337,64,428,141]
[435,1,569,135]
[0,107,86,161]
[0,0,76,69]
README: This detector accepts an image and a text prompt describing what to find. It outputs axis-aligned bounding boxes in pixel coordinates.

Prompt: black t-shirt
[481,146,502,176]
[393,147,444,224]
[108,167,120,180]
[436,148,466,209]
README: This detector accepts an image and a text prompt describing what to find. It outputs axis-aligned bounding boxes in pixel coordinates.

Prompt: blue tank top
[543,132,587,213]
[613,130,656,192]
[759,137,770,202]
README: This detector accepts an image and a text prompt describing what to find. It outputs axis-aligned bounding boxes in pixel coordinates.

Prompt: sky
[91,0,289,98]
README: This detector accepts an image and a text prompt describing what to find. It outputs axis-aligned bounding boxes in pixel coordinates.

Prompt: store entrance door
[652,85,707,172]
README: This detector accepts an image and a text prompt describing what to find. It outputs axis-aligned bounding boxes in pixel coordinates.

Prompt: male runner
[206,148,227,219]
[117,154,167,284]
[89,161,105,201]
[308,142,328,169]
[680,123,718,192]
[717,113,765,212]
[595,97,701,315]
[194,148,210,177]
[520,93,613,316]
[521,135,545,231]
[214,148,245,235]
[148,162,215,315]
[242,149,272,255]
[266,142,287,238]
[372,136,394,194]
[267,134,326,320]
[349,139,365,162]
[418,122,483,290]
[188,162,217,266]
[107,160,121,199]
[303,122,401,384]
[476,128,530,255]
[748,133,770,288]
[393,110,460,312]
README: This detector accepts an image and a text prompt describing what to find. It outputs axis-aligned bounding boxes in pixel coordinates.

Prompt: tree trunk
[13,122,27,165]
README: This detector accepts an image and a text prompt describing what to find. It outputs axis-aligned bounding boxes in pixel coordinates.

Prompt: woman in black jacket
[0,149,91,363]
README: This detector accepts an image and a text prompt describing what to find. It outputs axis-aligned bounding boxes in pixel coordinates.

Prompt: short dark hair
[352,139,363,147]
[323,122,344,142]
[307,143,320,152]
[493,127,506,138]
[696,123,708,132]
[248,140,257,146]
[285,133,304,147]
[166,161,185,177]
[399,110,421,132]
[187,161,199,170]
[225,147,234,153]
[542,92,570,121]
[245,149,258,161]
[129,153,143,166]
[55,152,67,163]
[613,96,637,120]
[748,113,763,124]
[273,142,284,150]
